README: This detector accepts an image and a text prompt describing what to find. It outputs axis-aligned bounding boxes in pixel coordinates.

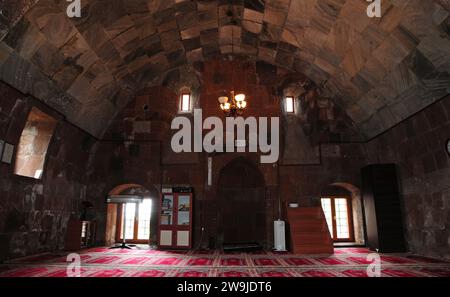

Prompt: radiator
[274,220,287,252]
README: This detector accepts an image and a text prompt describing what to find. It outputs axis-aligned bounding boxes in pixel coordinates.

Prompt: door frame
[322,196,355,242]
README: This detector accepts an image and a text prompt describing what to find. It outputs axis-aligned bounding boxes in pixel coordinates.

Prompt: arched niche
[216,157,268,248]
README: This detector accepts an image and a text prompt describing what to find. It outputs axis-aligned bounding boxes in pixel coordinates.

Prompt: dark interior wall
[4,56,448,261]
[217,157,266,247]
[366,95,450,260]
[279,143,367,208]
[85,140,163,245]
[85,58,370,249]
[0,81,94,261]
[1,56,448,259]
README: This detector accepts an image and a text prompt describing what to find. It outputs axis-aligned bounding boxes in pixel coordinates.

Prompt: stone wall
[1,1,449,139]
[86,58,369,249]
[366,95,450,260]
[0,81,94,261]
[2,57,449,260]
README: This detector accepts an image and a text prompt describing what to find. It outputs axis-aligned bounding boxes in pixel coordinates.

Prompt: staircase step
[286,207,334,255]
[288,217,327,225]
[288,214,322,221]
[293,225,328,233]
[287,207,322,214]
[293,245,334,255]
[291,233,332,243]
[287,218,329,228]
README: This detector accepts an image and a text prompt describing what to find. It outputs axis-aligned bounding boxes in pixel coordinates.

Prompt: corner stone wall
[0,81,94,261]
[367,95,450,260]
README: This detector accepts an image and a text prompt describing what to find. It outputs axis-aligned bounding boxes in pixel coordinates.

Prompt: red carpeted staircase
[287,207,334,254]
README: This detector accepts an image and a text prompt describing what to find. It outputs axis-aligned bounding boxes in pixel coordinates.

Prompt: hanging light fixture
[218,6,247,117]
[219,91,247,116]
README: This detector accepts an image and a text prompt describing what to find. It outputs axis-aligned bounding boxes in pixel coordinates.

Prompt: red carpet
[0,247,449,277]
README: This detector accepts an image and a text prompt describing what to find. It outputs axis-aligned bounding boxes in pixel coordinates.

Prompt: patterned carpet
[0,247,449,277]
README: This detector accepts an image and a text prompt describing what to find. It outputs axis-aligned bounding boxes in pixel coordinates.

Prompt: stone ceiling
[0,0,450,138]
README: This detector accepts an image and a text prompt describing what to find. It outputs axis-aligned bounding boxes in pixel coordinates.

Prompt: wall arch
[216,157,268,248]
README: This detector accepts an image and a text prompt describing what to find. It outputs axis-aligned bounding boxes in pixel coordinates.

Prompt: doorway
[116,199,153,244]
[217,157,266,248]
[321,197,355,242]
[105,184,159,246]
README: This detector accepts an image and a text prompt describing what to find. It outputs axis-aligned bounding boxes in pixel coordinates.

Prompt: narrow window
[181,93,191,112]
[285,96,295,113]
[14,107,57,179]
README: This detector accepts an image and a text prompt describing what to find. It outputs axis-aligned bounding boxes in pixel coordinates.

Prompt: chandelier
[218,91,247,116]
[217,6,247,117]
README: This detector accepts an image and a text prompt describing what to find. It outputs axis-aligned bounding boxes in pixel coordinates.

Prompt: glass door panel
[138,199,152,240]
[177,195,191,226]
[159,190,193,249]
[121,203,136,240]
[335,198,350,239]
[161,195,174,225]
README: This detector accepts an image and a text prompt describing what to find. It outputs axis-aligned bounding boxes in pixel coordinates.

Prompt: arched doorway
[105,184,159,246]
[217,157,266,248]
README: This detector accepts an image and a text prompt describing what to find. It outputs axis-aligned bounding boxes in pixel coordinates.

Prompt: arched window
[14,107,57,179]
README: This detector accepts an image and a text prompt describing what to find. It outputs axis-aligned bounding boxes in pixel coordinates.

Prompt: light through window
[320,197,353,241]
[335,198,350,239]
[321,198,334,236]
[14,107,57,179]
[119,199,153,242]
[122,203,136,240]
[285,96,294,113]
[138,199,152,240]
[181,93,191,112]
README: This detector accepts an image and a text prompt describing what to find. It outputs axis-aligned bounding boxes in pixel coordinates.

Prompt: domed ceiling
[0,0,449,138]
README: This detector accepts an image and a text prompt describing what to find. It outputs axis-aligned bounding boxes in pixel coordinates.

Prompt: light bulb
[218,96,229,104]
[221,103,231,111]
[235,94,246,102]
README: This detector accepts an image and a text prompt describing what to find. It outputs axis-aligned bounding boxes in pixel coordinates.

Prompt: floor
[0,247,449,277]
